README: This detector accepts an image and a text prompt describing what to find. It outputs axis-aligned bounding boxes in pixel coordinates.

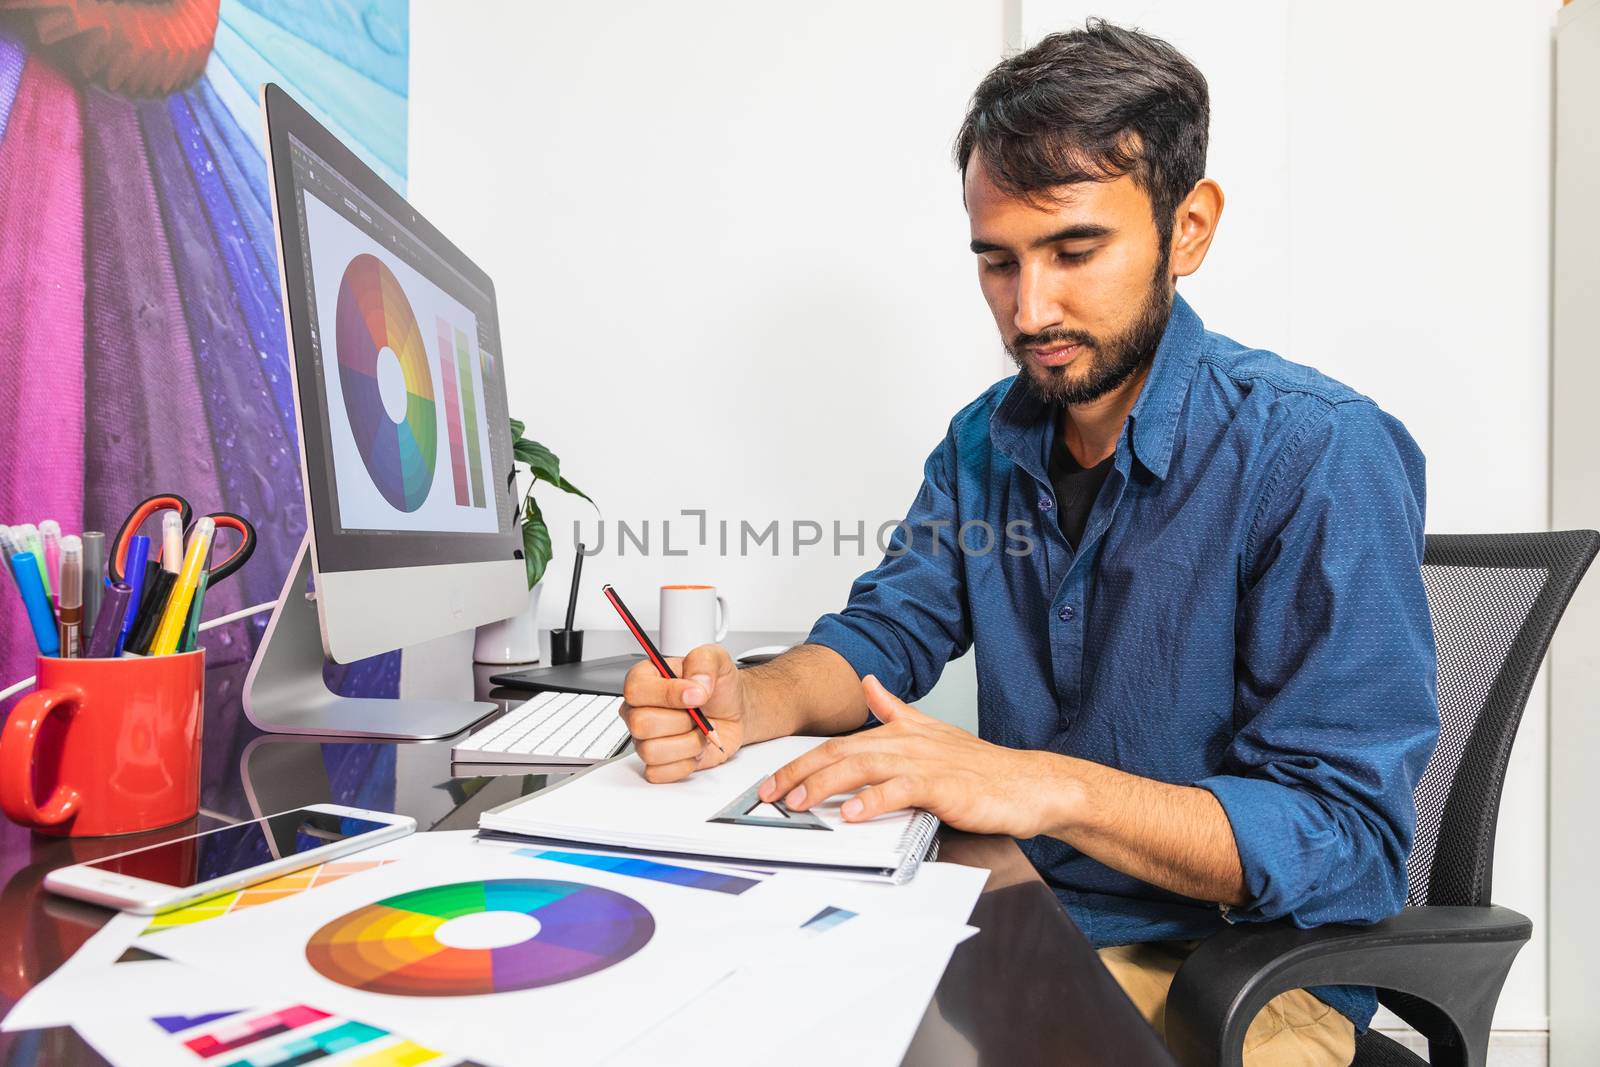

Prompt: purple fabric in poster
[167,94,296,448]
[138,97,302,644]
[81,85,251,672]
[195,77,270,218]
[0,58,85,707]
[188,83,275,280]
[0,34,24,141]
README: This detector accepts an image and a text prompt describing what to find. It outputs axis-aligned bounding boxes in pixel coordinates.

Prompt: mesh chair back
[1408,531,1598,907]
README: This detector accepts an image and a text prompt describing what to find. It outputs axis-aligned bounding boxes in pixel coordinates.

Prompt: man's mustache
[1009,328,1099,355]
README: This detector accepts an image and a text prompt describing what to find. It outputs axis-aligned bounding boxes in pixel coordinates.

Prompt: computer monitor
[243,84,527,739]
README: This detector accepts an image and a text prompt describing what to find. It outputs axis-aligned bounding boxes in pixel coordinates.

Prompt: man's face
[966,157,1174,406]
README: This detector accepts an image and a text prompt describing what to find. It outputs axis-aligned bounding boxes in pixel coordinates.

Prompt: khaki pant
[1098,941,1355,1067]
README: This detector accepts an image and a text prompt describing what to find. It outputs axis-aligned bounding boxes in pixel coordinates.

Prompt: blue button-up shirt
[807,295,1439,1030]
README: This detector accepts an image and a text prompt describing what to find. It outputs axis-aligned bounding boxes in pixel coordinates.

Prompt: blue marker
[116,535,150,656]
[10,551,60,657]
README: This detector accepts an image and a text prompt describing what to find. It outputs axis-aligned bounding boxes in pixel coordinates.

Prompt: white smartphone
[44,803,416,914]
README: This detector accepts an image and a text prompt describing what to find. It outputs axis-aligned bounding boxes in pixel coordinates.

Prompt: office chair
[1165,530,1600,1067]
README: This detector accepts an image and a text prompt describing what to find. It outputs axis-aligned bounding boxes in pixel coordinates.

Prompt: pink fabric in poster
[0,57,85,703]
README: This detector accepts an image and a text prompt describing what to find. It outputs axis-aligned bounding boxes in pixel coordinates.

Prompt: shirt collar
[990,293,1205,483]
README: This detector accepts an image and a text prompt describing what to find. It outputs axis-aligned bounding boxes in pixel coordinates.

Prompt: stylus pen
[564,543,585,631]
[601,583,724,754]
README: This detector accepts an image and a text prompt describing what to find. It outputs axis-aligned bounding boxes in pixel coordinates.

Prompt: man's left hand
[757,675,1064,838]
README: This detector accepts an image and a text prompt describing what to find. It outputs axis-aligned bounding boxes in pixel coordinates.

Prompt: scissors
[108,493,256,586]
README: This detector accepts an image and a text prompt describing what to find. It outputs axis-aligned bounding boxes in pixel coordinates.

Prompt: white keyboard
[453,691,630,766]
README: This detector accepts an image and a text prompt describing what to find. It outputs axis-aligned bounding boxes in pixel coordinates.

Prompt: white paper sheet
[601,860,989,1066]
[149,842,787,1066]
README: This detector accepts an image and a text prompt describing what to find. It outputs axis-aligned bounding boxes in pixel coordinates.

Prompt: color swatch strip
[454,327,486,507]
[436,319,468,506]
[515,847,760,895]
[144,859,392,933]
[158,1003,482,1067]
[184,1004,331,1058]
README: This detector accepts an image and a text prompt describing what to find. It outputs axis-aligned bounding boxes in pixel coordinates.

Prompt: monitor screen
[270,95,521,574]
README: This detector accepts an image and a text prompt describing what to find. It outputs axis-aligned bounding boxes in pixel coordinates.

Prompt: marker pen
[117,534,150,656]
[57,535,83,657]
[161,511,184,573]
[38,520,59,598]
[9,552,60,657]
[82,530,104,635]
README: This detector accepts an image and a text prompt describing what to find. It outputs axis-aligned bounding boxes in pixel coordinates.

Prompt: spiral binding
[890,810,943,884]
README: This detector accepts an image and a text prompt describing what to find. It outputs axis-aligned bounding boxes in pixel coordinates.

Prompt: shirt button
[1038,495,1054,511]
[1058,605,1075,621]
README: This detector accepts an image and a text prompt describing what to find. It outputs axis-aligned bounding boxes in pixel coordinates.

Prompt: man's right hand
[620,644,750,783]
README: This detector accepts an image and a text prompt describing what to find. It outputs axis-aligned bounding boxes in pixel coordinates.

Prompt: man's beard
[1006,265,1174,407]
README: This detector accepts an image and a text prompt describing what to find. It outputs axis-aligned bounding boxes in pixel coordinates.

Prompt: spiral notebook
[478,736,941,883]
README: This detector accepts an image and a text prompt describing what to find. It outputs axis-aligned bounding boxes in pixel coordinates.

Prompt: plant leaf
[555,476,593,505]
[508,417,525,443]
[522,493,552,588]
[514,438,562,486]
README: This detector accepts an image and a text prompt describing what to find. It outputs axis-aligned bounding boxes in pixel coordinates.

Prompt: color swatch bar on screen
[436,319,469,505]
[454,327,486,507]
[515,847,760,895]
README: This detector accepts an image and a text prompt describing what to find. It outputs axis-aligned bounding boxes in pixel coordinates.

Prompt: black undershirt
[1047,433,1114,549]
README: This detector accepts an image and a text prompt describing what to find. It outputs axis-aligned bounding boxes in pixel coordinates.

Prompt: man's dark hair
[954,20,1210,247]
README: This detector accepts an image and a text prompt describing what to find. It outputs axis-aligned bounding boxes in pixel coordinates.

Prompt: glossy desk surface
[0,631,1172,1066]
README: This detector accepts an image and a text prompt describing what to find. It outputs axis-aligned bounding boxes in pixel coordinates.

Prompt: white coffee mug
[659,585,729,657]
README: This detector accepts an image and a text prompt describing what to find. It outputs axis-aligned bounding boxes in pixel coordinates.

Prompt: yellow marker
[150,517,214,656]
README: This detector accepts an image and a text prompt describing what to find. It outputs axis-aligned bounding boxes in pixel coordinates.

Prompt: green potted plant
[473,418,592,664]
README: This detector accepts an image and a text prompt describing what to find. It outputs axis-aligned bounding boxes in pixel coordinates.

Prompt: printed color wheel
[335,253,437,513]
[306,879,655,997]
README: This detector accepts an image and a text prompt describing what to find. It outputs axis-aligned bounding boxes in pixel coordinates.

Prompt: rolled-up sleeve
[805,427,972,704]
[1197,399,1439,926]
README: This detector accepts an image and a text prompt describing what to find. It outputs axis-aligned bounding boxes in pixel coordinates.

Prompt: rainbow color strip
[515,848,759,895]
[307,879,654,997]
[143,860,391,933]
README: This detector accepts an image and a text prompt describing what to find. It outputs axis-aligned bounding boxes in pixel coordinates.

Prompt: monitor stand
[242,537,497,740]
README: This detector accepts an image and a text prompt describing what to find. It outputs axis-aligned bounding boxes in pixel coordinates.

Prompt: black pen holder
[549,628,584,665]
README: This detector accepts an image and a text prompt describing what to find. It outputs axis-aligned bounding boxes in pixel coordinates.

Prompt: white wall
[1018,0,1556,1031]
[413,0,1558,1030]
[410,0,1005,643]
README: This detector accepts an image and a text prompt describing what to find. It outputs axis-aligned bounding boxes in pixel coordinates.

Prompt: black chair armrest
[1164,906,1530,1067]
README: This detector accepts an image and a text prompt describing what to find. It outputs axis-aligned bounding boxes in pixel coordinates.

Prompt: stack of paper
[481,736,942,882]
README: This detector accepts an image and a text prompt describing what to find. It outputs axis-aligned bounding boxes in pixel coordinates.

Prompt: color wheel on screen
[336,253,438,513]
[306,879,654,997]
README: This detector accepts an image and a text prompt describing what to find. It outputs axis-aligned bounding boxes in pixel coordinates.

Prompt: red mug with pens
[1,650,205,837]
[0,492,256,836]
